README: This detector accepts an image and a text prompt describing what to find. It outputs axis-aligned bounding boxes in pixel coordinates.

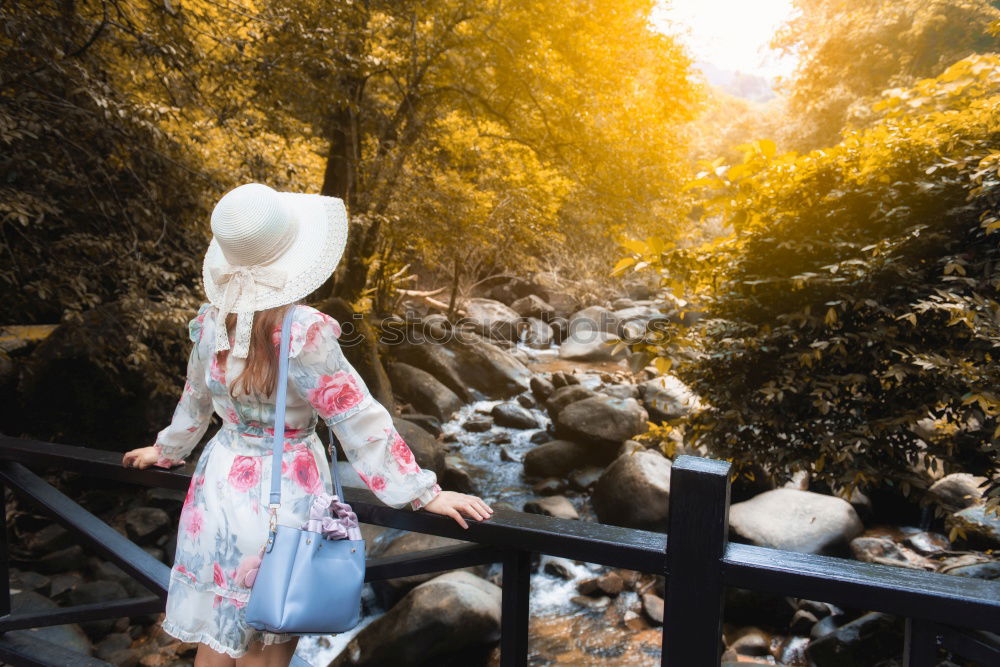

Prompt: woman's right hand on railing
[422,490,493,530]
[121,446,160,470]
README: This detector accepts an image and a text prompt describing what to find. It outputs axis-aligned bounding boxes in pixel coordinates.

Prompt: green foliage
[623,53,1000,511]
[773,0,1000,150]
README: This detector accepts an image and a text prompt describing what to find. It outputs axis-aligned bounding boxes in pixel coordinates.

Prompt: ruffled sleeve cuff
[151,443,187,469]
[411,482,443,511]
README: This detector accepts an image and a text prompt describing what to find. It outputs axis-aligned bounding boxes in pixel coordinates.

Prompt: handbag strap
[268,305,345,512]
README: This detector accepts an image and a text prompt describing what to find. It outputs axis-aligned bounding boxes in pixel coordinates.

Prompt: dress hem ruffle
[160,617,297,659]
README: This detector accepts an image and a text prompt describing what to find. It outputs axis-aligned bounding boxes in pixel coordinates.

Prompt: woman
[121,183,493,666]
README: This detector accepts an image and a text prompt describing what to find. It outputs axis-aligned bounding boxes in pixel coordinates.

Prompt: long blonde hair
[223,302,297,399]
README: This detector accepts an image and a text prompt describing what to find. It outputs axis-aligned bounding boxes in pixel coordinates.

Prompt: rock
[529,376,555,400]
[947,505,1000,547]
[618,439,645,457]
[542,557,576,579]
[554,396,648,445]
[462,417,493,432]
[443,454,480,494]
[729,489,864,555]
[66,580,130,638]
[571,594,611,610]
[393,417,445,476]
[499,445,520,462]
[945,561,1000,580]
[37,544,85,574]
[550,370,580,387]
[123,507,170,544]
[483,276,549,306]
[805,612,903,667]
[544,384,596,418]
[558,329,626,361]
[596,571,624,595]
[849,536,932,570]
[391,327,531,400]
[599,383,640,400]
[529,429,550,444]
[524,495,579,520]
[641,592,664,625]
[592,450,672,530]
[388,362,463,421]
[568,466,604,492]
[638,375,700,423]
[491,403,538,429]
[532,477,566,495]
[613,305,670,341]
[518,317,554,348]
[516,393,535,409]
[7,590,91,655]
[94,633,133,662]
[611,297,636,310]
[333,571,501,666]
[23,524,74,555]
[461,297,522,342]
[790,609,819,635]
[568,306,619,335]
[725,587,796,629]
[727,627,770,657]
[903,531,950,555]
[369,533,479,608]
[9,569,51,596]
[510,295,555,322]
[397,413,443,438]
[523,440,614,479]
[929,473,987,511]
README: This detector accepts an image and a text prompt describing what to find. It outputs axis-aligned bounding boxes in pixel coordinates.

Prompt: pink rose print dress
[152,302,442,658]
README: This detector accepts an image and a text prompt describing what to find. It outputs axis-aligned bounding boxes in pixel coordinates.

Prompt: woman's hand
[422,491,494,529]
[121,446,160,470]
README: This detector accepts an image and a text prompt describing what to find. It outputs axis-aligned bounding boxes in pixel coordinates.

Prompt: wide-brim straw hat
[202,182,348,358]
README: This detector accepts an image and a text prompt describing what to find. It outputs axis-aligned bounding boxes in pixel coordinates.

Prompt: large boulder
[518,317,554,349]
[388,362,463,422]
[332,571,501,667]
[729,489,864,555]
[510,295,555,322]
[544,385,596,419]
[613,305,670,341]
[638,375,701,423]
[390,327,531,401]
[928,473,987,512]
[558,329,626,362]
[568,306,619,335]
[523,440,615,478]
[592,450,672,530]
[368,533,484,608]
[491,403,538,429]
[554,396,649,445]
[460,298,521,343]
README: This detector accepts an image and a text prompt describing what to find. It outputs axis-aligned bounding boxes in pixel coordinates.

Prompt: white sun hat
[202,182,348,358]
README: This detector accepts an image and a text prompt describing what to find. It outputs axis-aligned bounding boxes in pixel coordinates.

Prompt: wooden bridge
[0,436,997,666]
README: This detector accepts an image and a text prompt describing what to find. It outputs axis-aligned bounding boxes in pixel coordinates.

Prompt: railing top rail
[2,435,998,633]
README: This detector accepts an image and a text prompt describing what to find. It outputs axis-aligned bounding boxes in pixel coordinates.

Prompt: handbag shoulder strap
[269,305,345,509]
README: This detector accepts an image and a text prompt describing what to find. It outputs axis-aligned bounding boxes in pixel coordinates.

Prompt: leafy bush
[621,54,1000,511]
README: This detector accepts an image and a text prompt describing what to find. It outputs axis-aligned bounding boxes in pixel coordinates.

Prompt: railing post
[0,479,8,618]
[903,618,939,666]
[500,548,530,667]
[662,455,732,667]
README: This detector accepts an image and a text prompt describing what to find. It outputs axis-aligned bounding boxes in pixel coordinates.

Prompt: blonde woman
[122,183,492,666]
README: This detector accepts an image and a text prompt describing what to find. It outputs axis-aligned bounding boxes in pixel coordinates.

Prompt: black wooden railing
[0,435,998,666]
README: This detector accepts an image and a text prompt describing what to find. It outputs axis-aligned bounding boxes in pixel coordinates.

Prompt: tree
[772,0,1000,150]
[620,53,1000,511]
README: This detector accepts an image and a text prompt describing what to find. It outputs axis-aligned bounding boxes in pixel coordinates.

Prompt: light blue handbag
[244,305,366,635]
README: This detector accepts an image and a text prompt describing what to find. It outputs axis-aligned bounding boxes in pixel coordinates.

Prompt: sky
[650,0,798,80]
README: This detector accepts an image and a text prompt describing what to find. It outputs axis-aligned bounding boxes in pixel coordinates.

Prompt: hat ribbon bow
[210,263,288,358]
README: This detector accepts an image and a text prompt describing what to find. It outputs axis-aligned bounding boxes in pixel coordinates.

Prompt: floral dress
[152,302,442,658]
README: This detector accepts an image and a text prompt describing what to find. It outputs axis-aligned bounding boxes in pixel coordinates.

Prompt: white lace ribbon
[209,263,288,358]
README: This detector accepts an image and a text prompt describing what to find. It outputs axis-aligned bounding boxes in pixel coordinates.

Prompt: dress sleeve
[287,308,443,510]
[152,303,216,468]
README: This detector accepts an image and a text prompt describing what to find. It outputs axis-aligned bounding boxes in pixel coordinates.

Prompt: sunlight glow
[651,0,798,80]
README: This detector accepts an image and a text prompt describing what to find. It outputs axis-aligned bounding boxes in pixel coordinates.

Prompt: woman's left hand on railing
[121,446,160,469]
